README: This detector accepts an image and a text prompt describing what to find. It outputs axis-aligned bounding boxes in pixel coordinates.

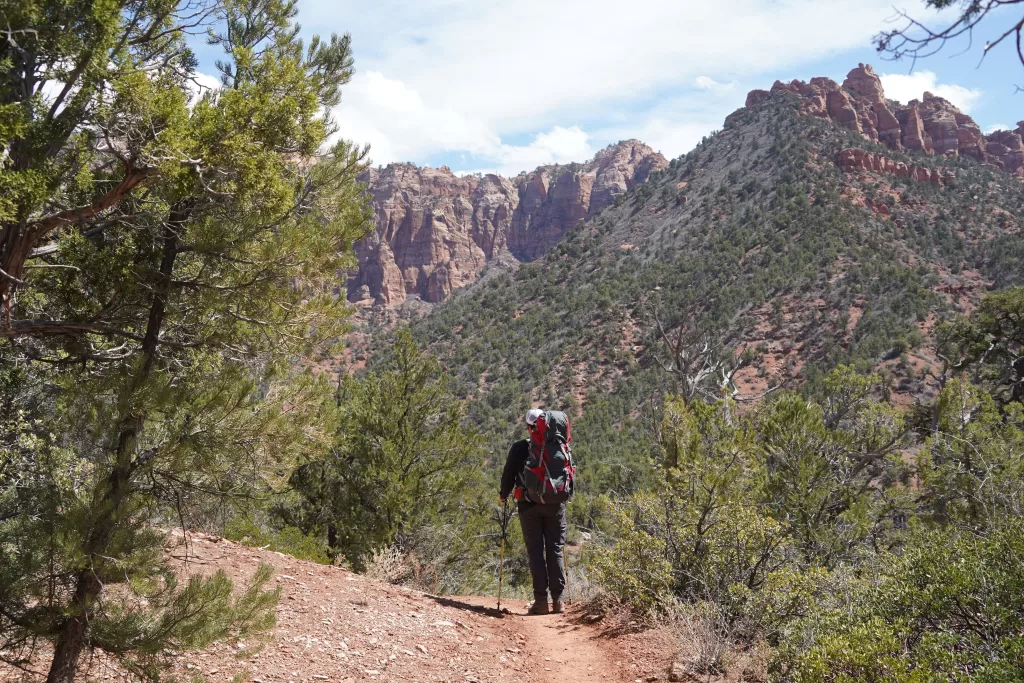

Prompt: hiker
[499,408,575,615]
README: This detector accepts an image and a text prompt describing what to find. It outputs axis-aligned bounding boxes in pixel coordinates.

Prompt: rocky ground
[1,532,694,683]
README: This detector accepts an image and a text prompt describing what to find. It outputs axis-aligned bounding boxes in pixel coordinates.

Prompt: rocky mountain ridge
[347,140,667,307]
[742,63,1024,175]
[347,64,1021,312]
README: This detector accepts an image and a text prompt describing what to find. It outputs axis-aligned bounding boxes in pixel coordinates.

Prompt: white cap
[526,408,544,425]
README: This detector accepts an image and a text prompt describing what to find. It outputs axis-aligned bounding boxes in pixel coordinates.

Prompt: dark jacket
[499,438,530,501]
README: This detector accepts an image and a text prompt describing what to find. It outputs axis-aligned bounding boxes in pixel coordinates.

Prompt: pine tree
[0,1,370,680]
[281,330,486,578]
[937,287,1024,406]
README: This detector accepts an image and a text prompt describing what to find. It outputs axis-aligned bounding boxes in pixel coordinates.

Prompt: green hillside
[370,93,1024,494]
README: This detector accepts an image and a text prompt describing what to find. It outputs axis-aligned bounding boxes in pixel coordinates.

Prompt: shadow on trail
[563,607,649,639]
[425,595,514,619]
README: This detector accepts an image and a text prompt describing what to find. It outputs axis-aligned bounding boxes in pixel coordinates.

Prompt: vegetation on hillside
[590,289,1024,679]
[352,90,1024,679]
[273,330,494,590]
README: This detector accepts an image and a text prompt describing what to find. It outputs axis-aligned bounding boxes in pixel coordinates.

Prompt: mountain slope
[369,65,1024,492]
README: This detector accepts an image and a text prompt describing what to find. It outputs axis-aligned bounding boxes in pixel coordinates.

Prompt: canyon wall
[348,140,667,307]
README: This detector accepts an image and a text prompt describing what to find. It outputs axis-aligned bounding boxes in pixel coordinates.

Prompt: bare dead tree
[643,297,779,408]
[875,0,1024,76]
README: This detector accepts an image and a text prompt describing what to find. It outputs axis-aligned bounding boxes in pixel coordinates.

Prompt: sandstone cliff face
[986,122,1024,174]
[506,167,593,262]
[348,166,518,306]
[587,139,666,214]
[743,63,1021,176]
[507,140,664,261]
[837,148,954,184]
[349,141,667,306]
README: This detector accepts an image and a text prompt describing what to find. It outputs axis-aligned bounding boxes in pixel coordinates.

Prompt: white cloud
[492,126,594,176]
[985,123,1011,134]
[695,75,736,92]
[335,72,591,175]
[187,72,221,106]
[315,0,923,125]
[454,126,594,177]
[594,93,737,164]
[313,0,938,168]
[335,71,499,165]
[605,119,717,161]
[878,70,982,112]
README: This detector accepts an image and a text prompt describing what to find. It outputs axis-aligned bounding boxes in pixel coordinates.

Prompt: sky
[193,1,1023,177]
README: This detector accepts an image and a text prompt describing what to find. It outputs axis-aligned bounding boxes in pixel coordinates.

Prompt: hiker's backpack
[519,410,576,504]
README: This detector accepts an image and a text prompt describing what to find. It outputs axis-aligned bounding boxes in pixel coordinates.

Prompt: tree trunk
[45,574,102,683]
[327,524,339,563]
[43,204,186,681]
[0,220,32,319]
[931,368,947,438]
[0,166,154,318]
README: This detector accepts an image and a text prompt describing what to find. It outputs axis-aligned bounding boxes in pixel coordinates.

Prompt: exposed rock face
[919,93,963,155]
[348,141,667,307]
[507,167,593,261]
[766,77,836,120]
[348,165,516,307]
[743,63,1020,176]
[899,103,931,154]
[842,64,885,102]
[827,89,861,134]
[508,140,665,261]
[745,89,771,108]
[985,123,1024,174]
[837,148,953,184]
[588,141,666,214]
[874,102,902,150]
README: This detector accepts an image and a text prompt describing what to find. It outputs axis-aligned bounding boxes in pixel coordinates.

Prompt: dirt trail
[1,534,675,682]
[460,597,635,682]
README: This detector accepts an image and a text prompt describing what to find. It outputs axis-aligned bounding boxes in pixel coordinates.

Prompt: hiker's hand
[499,496,506,505]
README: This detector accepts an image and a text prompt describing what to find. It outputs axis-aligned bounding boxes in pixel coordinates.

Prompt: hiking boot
[551,598,564,614]
[527,599,549,615]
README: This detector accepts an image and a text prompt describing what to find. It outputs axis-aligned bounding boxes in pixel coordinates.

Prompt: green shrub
[591,398,793,616]
[224,518,330,565]
[920,380,1024,528]
[591,492,673,614]
[756,367,906,567]
[778,520,1024,681]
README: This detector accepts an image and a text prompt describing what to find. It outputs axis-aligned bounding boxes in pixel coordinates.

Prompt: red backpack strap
[531,416,547,447]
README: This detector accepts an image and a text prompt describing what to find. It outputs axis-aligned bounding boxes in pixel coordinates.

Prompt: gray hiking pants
[518,501,567,601]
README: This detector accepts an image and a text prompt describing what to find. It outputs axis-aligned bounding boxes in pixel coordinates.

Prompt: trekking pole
[564,533,572,605]
[497,499,510,612]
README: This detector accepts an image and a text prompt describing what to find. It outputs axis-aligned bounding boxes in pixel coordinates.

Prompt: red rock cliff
[743,64,1022,176]
[348,140,667,307]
